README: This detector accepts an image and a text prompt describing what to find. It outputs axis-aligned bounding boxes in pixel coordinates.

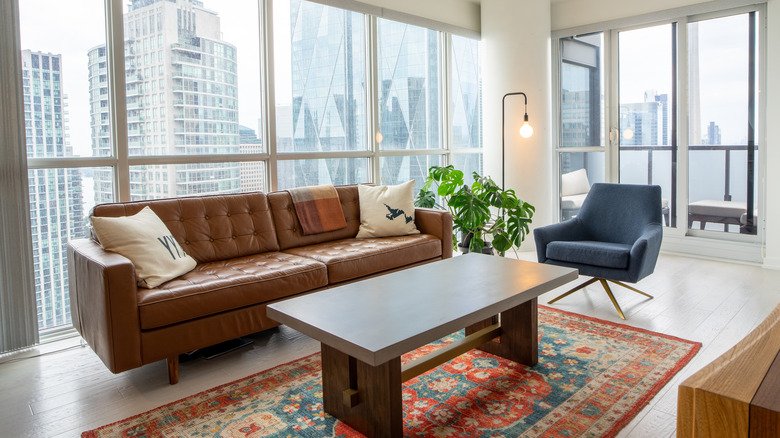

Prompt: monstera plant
[414,165,535,255]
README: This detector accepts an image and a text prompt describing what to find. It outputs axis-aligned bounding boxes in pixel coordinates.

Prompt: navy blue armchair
[534,183,663,319]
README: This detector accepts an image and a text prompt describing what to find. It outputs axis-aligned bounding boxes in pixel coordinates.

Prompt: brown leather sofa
[67,185,452,384]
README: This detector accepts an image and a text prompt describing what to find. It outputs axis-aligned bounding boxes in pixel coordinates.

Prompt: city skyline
[18,0,483,332]
[21,50,87,330]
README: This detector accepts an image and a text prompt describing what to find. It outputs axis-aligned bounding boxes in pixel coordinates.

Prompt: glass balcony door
[557,32,606,221]
[617,23,675,228]
[686,12,758,235]
[555,6,763,255]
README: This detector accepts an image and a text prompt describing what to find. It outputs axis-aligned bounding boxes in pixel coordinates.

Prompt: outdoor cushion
[561,193,587,210]
[689,200,746,219]
[561,168,591,197]
[546,240,631,269]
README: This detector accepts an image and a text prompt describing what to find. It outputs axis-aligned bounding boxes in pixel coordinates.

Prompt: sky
[618,14,753,145]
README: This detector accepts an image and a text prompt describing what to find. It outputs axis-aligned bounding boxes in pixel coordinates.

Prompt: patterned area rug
[83,307,700,437]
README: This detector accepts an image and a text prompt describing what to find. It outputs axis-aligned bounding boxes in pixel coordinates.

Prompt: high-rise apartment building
[21,50,86,330]
[89,0,241,201]
[239,124,265,192]
[620,90,669,147]
[706,121,722,145]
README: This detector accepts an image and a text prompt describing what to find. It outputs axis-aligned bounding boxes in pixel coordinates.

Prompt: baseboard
[661,235,763,264]
[762,256,780,270]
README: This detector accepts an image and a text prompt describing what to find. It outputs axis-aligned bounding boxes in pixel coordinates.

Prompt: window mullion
[366,14,379,184]
[443,32,453,165]
[261,0,278,191]
[105,0,129,201]
[676,15,690,235]
[606,28,619,183]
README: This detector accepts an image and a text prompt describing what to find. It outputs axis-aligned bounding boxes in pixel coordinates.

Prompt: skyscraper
[21,50,86,330]
[620,90,668,147]
[275,0,367,189]
[706,121,722,145]
[239,124,265,192]
[89,0,241,201]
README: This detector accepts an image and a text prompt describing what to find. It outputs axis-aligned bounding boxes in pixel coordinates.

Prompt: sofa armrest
[415,208,454,259]
[532,219,586,263]
[68,238,143,373]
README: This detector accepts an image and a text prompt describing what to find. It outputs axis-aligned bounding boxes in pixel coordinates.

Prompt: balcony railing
[618,144,757,234]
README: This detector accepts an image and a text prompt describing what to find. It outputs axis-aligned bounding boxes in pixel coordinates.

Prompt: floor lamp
[502,92,534,190]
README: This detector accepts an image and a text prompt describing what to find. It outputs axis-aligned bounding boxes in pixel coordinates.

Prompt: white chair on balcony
[561,168,671,226]
[561,169,590,220]
[688,200,746,231]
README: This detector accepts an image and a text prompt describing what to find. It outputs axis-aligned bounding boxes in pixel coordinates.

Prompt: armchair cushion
[546,241,631,269]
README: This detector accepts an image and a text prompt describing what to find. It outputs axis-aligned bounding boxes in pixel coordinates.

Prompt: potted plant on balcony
[414,165,535,255]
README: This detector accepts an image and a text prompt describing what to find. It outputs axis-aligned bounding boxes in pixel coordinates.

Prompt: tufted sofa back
[90,193,280,263]
[268,185,361,250]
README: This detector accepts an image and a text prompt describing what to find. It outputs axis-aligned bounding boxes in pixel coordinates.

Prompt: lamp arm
[502,92,529,191]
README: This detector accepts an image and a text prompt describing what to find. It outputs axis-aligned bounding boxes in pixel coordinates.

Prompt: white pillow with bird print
[356,181,421,238]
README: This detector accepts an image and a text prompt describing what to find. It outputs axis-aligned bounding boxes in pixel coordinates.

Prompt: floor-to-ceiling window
[687,12,758,235]
[553,3,764,261]
[20,1,113,334]
[273,0,369,189]
[557,32,605,220]
[9,0,482,339]
[377,18,444,192]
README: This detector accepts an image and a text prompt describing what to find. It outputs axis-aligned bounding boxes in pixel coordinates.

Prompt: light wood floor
[2,252,779,437]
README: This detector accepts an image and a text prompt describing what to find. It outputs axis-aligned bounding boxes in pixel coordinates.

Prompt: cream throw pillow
[356,181,420,238]
[91,206,197,289]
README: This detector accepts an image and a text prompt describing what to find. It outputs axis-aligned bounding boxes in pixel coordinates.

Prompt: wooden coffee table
[266,254,577,437]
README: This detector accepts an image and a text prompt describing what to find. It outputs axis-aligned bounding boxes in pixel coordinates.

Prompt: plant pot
[457,232,494,255]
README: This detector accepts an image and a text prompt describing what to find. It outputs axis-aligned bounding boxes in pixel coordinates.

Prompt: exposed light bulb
[375,132,383,144]
[519,121,534,139]
[622,128,634,140]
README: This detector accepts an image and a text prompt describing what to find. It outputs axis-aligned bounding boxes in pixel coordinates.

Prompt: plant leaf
[414,189,436,208]
[492,232,511,252]
[449,192,490,230]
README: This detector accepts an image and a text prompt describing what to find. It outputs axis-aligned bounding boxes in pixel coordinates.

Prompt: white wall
[482,0,553,251]
[353,0,480,32]
[552,0,716,30]
[763,0,780,268]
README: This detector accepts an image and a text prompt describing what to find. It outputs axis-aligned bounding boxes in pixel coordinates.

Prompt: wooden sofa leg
[167,356,179,385]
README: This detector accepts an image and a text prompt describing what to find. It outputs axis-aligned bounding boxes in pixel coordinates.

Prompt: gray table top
[266,254,578,366]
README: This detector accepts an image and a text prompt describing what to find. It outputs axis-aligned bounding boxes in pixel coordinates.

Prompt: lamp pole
[502,92,532,191]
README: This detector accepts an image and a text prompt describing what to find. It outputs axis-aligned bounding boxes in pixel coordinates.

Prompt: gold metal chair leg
[548,277,599,304]
[610,280,654,299]
[599,279,626,320]
[547,276,653,320]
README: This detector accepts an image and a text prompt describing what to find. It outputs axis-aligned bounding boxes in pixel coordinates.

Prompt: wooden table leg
[321,344,402,437]
[467,297,538,366]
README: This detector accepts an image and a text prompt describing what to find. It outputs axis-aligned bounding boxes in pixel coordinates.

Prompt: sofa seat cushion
[284,234,442,284]
[137,252,327,330]
[546,240,631,269]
